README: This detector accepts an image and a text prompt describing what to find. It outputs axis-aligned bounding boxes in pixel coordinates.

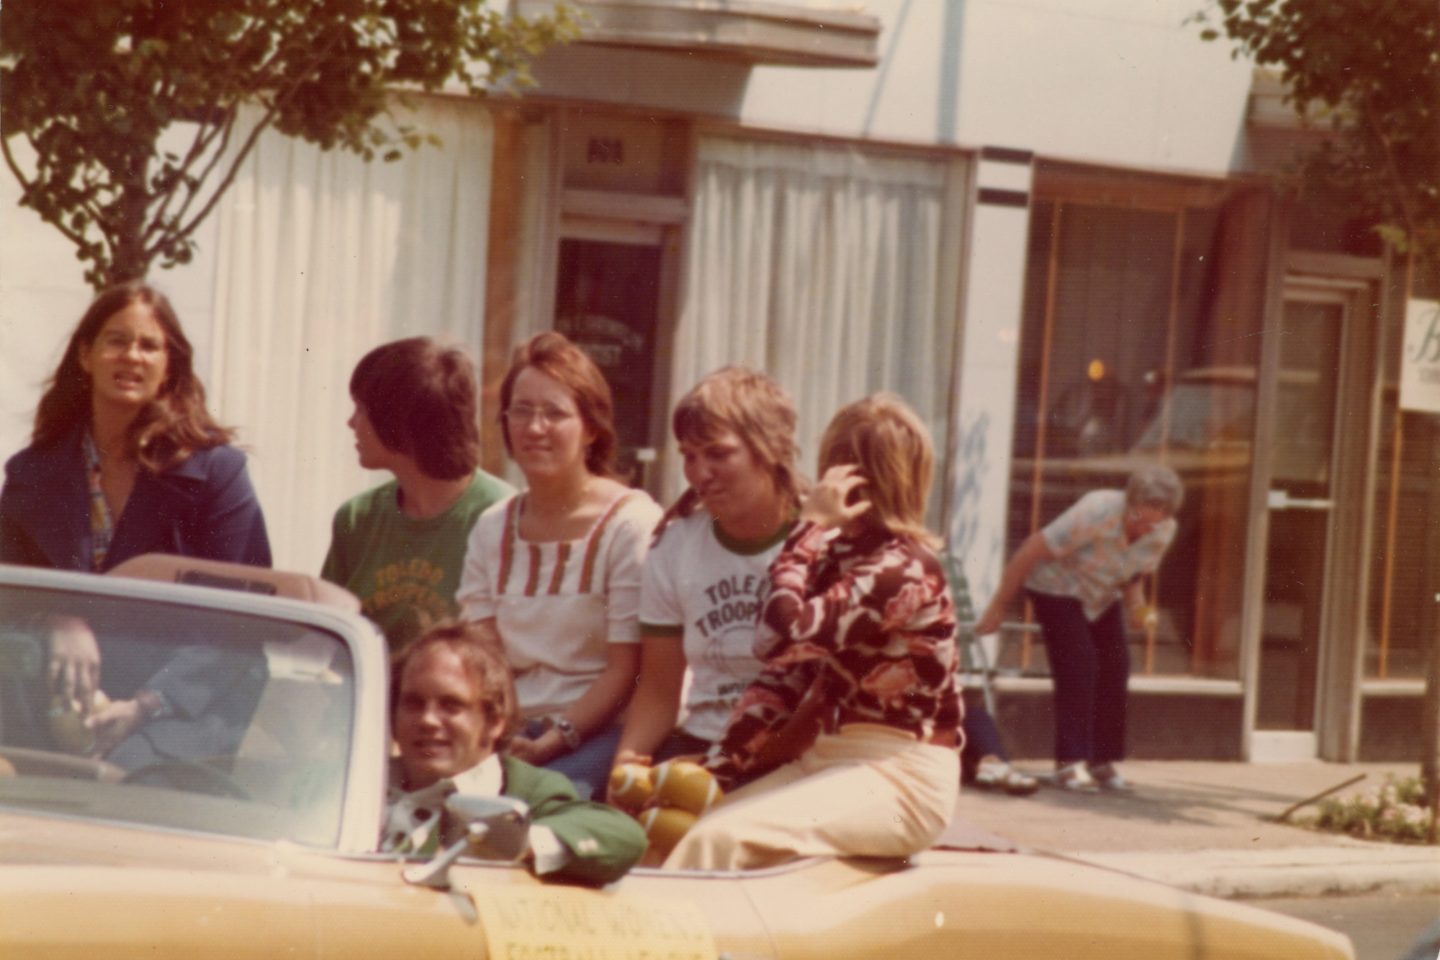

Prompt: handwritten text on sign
[475,886,718,960]
[1401,298,1440,413]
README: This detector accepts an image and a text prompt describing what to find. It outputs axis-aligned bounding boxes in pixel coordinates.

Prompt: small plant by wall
[1297,775,1436,845]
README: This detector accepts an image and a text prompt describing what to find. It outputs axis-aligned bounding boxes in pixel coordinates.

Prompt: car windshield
[1133,381,1256,450]
[0,583,354,847]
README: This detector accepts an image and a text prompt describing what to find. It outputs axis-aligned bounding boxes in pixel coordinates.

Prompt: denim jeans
[521,718,621,801]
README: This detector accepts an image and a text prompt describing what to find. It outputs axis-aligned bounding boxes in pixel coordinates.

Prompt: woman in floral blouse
[664,393,960,871]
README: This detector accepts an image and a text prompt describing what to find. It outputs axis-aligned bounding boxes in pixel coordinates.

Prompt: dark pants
[1028,591,1129,766]
[958,694,1010,782]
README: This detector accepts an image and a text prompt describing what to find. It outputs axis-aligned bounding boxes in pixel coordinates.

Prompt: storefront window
[1366,262,1440,681]
[1008,184,1273,680]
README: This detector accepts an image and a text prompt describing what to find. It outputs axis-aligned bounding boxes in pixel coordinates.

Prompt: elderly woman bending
[974,464,1183,792]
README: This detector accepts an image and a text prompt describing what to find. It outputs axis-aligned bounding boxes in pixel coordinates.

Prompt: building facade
[0,0,1429,762]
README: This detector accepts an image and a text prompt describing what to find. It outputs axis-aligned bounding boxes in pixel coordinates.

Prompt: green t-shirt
[321,471,514,651]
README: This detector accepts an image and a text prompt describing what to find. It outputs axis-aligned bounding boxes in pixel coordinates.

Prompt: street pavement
[948,760,1440,900]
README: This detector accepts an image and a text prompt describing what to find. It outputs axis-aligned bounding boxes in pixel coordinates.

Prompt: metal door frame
[1240,271,1374,761]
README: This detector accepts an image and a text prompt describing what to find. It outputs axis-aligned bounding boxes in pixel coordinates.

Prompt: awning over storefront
[515,0,881,67]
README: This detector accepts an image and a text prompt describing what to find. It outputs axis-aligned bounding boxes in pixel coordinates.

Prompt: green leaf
[4,0,575,286]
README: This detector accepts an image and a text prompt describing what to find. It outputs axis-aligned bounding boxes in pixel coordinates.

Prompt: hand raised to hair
[800,464,872,530]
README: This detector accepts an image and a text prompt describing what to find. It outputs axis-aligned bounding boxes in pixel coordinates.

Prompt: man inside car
[384,621,646,885]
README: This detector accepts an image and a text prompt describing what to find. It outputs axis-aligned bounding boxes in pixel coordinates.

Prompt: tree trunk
[104,161,153,288]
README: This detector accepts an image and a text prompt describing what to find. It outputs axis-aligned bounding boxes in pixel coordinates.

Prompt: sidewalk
[950,760,1440,900]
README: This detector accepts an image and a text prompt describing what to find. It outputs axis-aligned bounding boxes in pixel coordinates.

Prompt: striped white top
[457,489,662,718]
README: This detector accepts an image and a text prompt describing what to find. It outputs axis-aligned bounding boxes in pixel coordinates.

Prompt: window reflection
[0,586,353,846]
[1009,189,1272,679]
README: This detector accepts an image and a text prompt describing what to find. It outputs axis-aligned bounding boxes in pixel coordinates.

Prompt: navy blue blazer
[0,426,271,571]
[0,427,273,771]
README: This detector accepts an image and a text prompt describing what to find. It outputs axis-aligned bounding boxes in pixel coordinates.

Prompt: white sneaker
[1054,761,1098,793]
[1090,762,1133,792]
[975,760,1041,797]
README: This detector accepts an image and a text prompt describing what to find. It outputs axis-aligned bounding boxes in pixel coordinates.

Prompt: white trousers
[663,723,959,871]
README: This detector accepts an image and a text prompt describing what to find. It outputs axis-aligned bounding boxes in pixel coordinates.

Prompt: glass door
[1254,290,1346,741]
[552,232,670,491]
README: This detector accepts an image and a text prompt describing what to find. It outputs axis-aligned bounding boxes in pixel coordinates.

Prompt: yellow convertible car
[0,558,1352,959]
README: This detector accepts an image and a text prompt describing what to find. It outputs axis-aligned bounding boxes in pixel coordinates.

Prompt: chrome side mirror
[402,795,531,890]
[450,794,531,863]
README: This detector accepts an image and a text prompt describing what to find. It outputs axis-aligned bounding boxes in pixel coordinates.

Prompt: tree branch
[1359,91,1420,241]
[1,131,93,251]
[160,25,357,257]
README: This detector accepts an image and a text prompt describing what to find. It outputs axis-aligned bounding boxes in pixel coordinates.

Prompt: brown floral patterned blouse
[703,521,961,789]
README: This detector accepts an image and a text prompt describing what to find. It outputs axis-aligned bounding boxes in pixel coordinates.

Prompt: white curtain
[672,136,963,503]
[210,96,494,572]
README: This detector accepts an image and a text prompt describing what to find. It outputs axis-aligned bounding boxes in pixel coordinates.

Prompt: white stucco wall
[0,170,94,460]
[951,0,1253,170]
[732,0,1254,172]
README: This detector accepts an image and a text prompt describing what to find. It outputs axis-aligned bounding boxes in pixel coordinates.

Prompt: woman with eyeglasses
[0,280,270,758]
[1,281,270,573]
[974,464,1183,793]
[457,332,661,799]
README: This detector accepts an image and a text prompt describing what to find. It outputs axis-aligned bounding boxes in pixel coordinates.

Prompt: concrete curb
[1071,845,1440,900]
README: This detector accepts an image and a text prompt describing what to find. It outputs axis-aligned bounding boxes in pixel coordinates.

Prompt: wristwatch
[553,717,582,753]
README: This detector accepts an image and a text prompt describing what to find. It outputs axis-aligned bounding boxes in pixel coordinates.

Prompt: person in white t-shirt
[608,368,805,795]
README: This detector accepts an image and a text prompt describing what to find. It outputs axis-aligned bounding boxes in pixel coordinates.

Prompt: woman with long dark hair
[1,280,270,572]
[0,280,270,758]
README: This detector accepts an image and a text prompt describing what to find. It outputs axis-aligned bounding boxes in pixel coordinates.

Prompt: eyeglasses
[96,330,166,358]
[504,404,578,428]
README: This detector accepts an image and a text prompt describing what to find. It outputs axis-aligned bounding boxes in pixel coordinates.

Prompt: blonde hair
[656,366,804,538]
[818,393,939,548]
[391,620,519,748]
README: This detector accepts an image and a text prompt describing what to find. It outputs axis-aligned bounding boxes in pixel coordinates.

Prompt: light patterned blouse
[1025,488,1176,621]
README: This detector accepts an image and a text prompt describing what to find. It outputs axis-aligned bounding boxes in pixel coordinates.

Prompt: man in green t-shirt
[322,338,513,651]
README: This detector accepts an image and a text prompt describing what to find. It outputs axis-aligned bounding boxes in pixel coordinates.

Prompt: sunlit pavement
[953,760,1439,899]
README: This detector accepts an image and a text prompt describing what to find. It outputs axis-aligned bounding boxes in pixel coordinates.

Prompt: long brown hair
[818,393,939,549]
[33,281,232,472]
[498,331,618,479]
[655,366,804,540]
